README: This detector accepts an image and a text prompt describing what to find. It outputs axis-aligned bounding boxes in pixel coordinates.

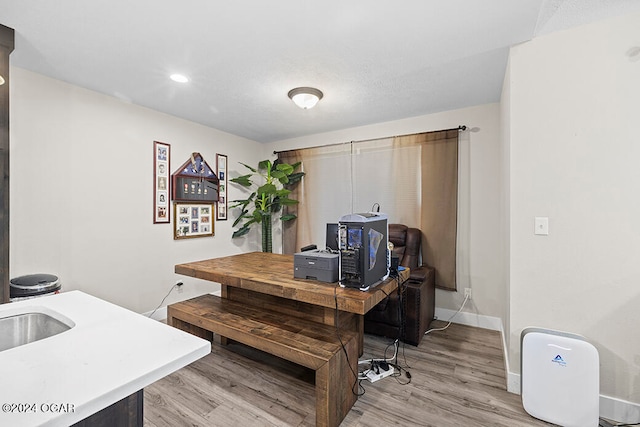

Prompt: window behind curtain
[280,140,421,248]
[279,129,458,291]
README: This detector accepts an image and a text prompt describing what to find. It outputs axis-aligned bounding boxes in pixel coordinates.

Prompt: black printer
[293,249,339,283]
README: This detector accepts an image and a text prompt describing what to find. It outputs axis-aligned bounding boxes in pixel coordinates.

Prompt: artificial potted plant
[230,159,304,252]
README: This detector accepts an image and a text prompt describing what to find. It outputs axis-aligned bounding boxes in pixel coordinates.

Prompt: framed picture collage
[173,203,214,239]
[153,141,227,240]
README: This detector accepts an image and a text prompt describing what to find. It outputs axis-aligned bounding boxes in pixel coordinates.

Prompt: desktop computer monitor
[326,223,339,251]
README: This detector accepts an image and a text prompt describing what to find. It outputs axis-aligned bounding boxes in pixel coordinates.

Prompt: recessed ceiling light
[170,74,189,83]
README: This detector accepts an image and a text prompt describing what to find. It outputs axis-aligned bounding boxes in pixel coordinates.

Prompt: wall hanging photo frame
[153,141,171,224]
[173,203,215,239]
[216,153,228,220]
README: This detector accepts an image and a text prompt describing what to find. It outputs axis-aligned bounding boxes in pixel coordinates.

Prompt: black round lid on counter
[10,273,61,297]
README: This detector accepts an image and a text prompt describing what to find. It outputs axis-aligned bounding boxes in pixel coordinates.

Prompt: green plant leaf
[271,170,286,180]
[229,193,255,209]
[243,195,255,208]
[275,163,294,175]
[258,160,271,171]
[257,183,277,196]
[232,210,250,227]
[232,225,251,238]
[230,195,249,203]
[239,162,257,173]
[280,214,297,221]
[236,216,257,229]
[286,172,305,185]
[277,175,289,185]
[278,197,299,206]
[275,189,291,198]
[230,174,253,187]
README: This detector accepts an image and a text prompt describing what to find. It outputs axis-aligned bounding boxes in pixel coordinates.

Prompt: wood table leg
[356,315,364,356]
[315,333,358,427]
[217,284,230,345]
[214,335,229,346]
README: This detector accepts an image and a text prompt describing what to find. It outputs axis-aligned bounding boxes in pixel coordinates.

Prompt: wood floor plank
[145,321,554,426]
[187,344,314,425]
[207,402,295,427]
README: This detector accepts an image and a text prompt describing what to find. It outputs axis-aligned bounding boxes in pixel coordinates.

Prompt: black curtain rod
[273,125,467,155]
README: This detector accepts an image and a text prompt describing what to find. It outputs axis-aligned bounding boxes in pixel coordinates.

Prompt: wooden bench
[167,294,359,427]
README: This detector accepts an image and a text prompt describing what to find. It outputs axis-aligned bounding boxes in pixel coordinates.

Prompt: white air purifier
[521,327,599,427]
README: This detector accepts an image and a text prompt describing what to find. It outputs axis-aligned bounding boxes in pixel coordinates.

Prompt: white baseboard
[506,371,521,394]
[434,307,502,331]
[599,394,640,424]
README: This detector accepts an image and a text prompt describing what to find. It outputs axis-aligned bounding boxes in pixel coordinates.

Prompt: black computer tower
[338,213,389,291]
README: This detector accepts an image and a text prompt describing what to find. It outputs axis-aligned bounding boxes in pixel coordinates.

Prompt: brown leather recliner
[364,224,435,346]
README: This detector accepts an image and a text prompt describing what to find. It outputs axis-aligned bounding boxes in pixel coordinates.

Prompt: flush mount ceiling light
[288,87,323,109]
[170,73,189,83]
[0,75,5,85]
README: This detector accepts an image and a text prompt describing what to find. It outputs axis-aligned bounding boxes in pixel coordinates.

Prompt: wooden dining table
[175,251,408,355]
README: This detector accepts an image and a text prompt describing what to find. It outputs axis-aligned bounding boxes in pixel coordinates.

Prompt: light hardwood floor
[144,321,553,426]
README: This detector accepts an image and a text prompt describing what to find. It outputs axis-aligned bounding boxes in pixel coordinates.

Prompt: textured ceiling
[2,0,640,143]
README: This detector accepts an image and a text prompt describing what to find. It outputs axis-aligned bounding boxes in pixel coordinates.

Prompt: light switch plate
[534,217,549,235]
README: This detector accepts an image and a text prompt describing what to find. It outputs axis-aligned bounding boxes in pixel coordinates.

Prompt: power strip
[366,365,394,383]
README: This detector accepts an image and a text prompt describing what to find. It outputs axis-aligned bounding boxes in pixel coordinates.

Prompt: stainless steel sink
[0,311,73,352]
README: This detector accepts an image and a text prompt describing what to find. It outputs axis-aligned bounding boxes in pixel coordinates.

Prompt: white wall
[9,68,266,314]
[506,11,640,411]
[499,55,512,386]
[268,103,505,320]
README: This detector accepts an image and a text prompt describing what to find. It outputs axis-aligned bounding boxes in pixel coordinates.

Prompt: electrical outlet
[464,288,472,299]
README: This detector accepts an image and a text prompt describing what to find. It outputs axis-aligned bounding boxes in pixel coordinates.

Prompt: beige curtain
[279,143,352,255]
[397,129,458,290]
[279,129,458,291]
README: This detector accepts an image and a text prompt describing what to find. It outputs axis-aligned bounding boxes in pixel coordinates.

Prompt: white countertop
[0,291,211,426]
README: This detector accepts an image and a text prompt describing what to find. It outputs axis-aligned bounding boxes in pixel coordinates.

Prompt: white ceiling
[2,0,640,143]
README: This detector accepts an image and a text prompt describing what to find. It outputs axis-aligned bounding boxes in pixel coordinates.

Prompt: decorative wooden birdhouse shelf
[172,153,219,202]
